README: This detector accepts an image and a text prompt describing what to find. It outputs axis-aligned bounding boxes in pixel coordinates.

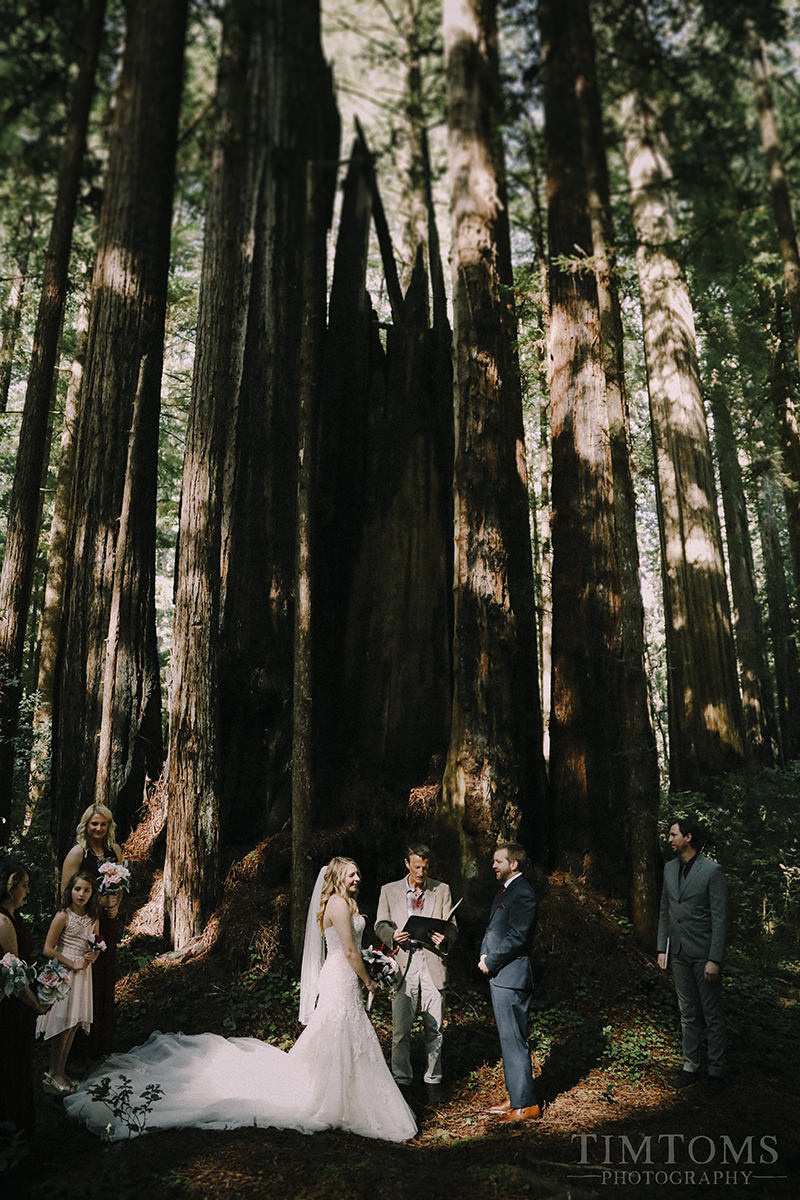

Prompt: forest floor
[4,871,800,1200]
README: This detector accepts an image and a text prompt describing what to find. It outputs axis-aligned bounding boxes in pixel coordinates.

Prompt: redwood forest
[1,0,799,1196]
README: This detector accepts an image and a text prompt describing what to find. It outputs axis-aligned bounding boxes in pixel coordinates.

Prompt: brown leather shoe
[497,1104,542,1123]
[487,1098,512,1114]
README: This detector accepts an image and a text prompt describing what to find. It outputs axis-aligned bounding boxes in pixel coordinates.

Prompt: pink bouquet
[36,958,72,1007]
[98,860,131,896]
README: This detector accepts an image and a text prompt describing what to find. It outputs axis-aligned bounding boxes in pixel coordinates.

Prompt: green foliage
[601,1020,679,1083]
[86,1074,165,1139]
[0,1118,28,1172]
[217,952,301,1045]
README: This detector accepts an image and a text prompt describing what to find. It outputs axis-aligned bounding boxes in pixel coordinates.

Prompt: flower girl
[37,871,101,1094]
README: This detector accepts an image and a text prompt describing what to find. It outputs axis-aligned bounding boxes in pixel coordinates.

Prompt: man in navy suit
[479,842,541,1122]
[657,816,727,1097]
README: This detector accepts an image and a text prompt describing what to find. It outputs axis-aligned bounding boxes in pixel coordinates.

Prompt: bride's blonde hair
[317,856,359,928]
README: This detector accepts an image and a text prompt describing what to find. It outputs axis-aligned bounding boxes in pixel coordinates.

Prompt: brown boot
[496,1104,542,1123]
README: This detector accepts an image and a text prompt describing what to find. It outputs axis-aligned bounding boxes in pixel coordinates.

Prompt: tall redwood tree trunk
[706,340,778,767]
[571,0,659,932]
[755,465,800,762]
[541,0,637,899]
[442,0,546,906]
[623,91,746,791]
[0,0,105,830]
[165,0,272,947]
[52,0,187,860]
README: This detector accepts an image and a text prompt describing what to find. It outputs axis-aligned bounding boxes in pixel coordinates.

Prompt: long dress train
[64,914,417,1143]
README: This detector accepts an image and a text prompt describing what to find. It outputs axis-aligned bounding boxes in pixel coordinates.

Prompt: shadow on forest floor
[4,873,800,1200]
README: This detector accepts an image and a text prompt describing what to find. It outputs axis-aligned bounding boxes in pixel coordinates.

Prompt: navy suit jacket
[480,874,537,990]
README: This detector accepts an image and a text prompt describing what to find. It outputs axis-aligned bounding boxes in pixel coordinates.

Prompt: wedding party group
[0,803,127,1136]
[1,825,540,1145]
[2,814,727,1145]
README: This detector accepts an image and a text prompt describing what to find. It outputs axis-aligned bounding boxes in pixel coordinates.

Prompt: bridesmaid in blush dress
[61,804,123,1060]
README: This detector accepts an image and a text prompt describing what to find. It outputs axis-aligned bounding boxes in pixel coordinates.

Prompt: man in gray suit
[375,843,456,1098]
[657,817,728,1097]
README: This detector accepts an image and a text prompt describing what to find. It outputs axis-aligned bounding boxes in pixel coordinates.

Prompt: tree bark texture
[28,296,89,830]
[706,345,778,767]
[0,256,27,413]
[622,91,745,792]
[749,25,800,380]
[53,0,187,860]
[541,0,635,899]
[755,466,800,762]
[570,0,659,933]
[0,0,105,830]
[211,0,338,857]
[759,283,800,611]
[164,0,273,947]
[443,0,546,904]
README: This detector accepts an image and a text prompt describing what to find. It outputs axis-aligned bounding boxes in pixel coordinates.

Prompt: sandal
[43,1072,76,1096]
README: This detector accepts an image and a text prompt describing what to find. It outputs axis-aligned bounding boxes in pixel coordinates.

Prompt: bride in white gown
[64,858,417,1143]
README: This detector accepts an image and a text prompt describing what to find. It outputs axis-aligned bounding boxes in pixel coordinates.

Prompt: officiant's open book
[401,897,462,956]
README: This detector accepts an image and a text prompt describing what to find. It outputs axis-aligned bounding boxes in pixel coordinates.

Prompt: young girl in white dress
[37,871,101,1095]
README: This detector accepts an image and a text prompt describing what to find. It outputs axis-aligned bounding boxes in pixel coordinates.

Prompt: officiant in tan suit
[375,843,457,1099]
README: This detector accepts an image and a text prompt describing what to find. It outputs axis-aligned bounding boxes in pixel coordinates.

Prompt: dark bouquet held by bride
[65,857,417,1143]
[361,945,400,1010]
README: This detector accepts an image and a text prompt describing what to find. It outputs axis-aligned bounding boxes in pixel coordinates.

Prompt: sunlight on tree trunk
[0,0,105,829]
[623,91,745,791]
[165,0,266,948]
[570,0,659,937]
[26,296,89,831]
[443,0,546,906]
[706,338,778,767]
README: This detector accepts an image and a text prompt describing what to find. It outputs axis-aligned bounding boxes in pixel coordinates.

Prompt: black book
[401,899,461,957]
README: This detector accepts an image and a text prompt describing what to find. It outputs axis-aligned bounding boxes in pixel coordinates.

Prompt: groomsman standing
[657,817,727,1097]
[479,843,541,1122]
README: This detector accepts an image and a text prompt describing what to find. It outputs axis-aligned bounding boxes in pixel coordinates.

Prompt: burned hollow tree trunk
[313,129,453,883]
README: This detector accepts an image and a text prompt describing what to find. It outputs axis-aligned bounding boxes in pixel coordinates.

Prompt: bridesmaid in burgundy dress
[61,804,123,1060]
[0,857,48,1135]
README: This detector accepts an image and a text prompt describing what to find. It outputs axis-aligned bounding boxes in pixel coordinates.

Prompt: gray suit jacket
[375,877,456,991]
[657,853,727,963]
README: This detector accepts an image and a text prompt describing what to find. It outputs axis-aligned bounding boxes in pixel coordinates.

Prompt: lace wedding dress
[64,914,417,1143]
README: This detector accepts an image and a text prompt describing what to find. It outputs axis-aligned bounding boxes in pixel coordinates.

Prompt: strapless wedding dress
[64,915,417,1142]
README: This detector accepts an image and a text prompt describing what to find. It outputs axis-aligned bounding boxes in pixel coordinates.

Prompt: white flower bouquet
[1,951,36,998]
